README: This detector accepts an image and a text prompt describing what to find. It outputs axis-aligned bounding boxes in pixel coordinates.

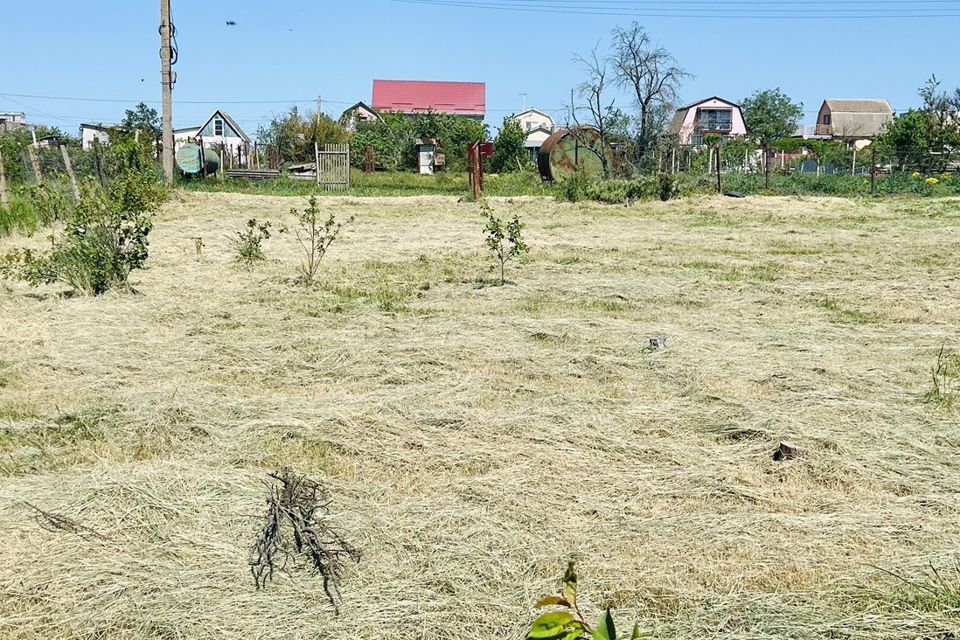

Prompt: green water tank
[176,143,221,175]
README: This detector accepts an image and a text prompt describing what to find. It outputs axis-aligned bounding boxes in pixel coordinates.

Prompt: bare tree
[610,23,690,167]
[568,45,614,178]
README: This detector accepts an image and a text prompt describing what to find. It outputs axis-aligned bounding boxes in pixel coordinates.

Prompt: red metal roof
[372,80,486,116]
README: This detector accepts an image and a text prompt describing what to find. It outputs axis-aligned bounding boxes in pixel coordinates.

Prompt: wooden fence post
[27,145,42,184]
[60,143,81,201]
[364,146,374,173]
[92,139,105,186]
[0,147,8,209]
[469,142,482,200]
[314,142,321,188]
[715,143,722,194]
[870,145,878,195]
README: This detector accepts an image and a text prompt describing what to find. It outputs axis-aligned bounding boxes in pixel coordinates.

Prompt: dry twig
[249,468,360,613]
[24,501,108,541]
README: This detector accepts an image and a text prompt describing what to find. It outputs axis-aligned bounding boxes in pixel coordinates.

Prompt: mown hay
[1,192,959,639]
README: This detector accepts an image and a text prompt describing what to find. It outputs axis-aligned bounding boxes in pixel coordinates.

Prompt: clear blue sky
[2,0,958,138]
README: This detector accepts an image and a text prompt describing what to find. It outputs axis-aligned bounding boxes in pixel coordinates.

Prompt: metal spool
[537,127,612,182]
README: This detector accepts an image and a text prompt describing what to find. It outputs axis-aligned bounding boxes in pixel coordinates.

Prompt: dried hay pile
[1,192,959,638]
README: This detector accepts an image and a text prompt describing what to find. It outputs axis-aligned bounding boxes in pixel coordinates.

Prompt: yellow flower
[925,177,940,186]
[912,171,922,178]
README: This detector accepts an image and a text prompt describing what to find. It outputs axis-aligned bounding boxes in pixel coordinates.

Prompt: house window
[697,108,732,131]
[526,121,533,131]
[214,118,224,136]
[823,114,831,125]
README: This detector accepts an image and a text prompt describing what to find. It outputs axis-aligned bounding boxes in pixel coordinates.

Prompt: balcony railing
[816,124,833,136]
[696,121,732,132]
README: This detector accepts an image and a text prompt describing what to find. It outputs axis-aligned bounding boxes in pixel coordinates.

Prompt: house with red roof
[371,79,486,120]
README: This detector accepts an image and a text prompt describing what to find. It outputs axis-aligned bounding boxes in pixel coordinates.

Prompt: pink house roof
[372,80,486,116]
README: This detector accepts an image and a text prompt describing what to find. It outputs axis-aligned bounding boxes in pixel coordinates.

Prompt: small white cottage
[174,109,251,165]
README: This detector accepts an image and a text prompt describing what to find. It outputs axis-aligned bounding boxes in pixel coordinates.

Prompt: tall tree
[492,116,528,173]
[569,45,615,177]
[610,22,690,168]
[121,102,161,138]
[741,88,803,187]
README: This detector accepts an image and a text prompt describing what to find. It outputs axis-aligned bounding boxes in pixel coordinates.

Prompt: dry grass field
[1,191,959,639]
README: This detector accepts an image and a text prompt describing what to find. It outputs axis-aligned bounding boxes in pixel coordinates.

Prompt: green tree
[492,116,528,173]
[256,107,350,165]
[741,88,804,187]
[876,110,931,171]
[121,102,161,139]
[876,76,960,173]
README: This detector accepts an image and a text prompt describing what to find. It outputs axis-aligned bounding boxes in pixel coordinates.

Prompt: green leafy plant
[19,182,72,225]
[526,562,649,640]
[481,202,528,285]
[291,196,352,285]
[1,170,164,295]
[925,346,960,409]
[229,218,272,269]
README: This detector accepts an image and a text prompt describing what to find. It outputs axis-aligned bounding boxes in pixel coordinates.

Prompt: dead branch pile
[24,501,108,541]
[249,468,360,612]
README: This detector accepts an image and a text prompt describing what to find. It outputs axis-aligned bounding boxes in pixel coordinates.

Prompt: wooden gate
[314,143,350,191]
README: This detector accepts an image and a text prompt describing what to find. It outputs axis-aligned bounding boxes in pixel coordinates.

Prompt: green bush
[1,170,165,295]
[481,202,528,285]
[556,175,679,204]
[229,218,272,269]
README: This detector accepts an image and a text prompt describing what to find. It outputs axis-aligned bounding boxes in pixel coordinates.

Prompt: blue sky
[2,0,958,139]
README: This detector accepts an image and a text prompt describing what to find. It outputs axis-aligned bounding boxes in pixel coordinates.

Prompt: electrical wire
[385,0,960,18]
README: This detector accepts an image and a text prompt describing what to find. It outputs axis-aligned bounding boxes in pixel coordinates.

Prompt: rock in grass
[773,441,804,461]
[649,336,667,351]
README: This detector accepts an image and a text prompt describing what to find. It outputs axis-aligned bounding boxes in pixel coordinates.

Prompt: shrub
[18,182,72,225]
[229,218,272,268]
[556,175,678,204]
[1,171,164,295]
[481,202,528,285]
[291,196,352,285]
[525,562,650,640]
[925,347,959,409]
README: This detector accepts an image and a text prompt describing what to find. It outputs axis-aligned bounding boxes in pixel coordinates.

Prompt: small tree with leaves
[526,562,650,640]
[229,218,271,269]
[741,88,804,188]
[482,203,528,286]
[493,116,529,173]
[292,196,352,285]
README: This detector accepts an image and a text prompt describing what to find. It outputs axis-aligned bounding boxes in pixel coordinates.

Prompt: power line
[386,0,960,18]
[0,92,345,106]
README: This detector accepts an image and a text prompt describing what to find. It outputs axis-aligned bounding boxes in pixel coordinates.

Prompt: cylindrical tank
[175,143,221,176]
[537,127,612,182]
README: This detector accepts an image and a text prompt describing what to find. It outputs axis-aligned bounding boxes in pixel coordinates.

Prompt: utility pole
[160,0,174,184]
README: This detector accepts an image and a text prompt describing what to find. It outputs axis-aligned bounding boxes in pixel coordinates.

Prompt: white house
[80,123,112,150]
[511,108,556,159]
[0,112,26,133]
[174,109,251,165]
[338,101,383,132]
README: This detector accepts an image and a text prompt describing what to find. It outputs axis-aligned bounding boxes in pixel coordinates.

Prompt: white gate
[314,143,350,191]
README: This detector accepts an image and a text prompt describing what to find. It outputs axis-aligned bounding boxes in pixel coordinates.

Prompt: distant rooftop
[372,80,485,117]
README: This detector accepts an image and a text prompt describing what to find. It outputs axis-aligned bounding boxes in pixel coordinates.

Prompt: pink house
[667,97,747,146]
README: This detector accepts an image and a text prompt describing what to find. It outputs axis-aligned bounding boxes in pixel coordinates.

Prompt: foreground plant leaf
[593,608,616,640]
[528,612,577,639]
